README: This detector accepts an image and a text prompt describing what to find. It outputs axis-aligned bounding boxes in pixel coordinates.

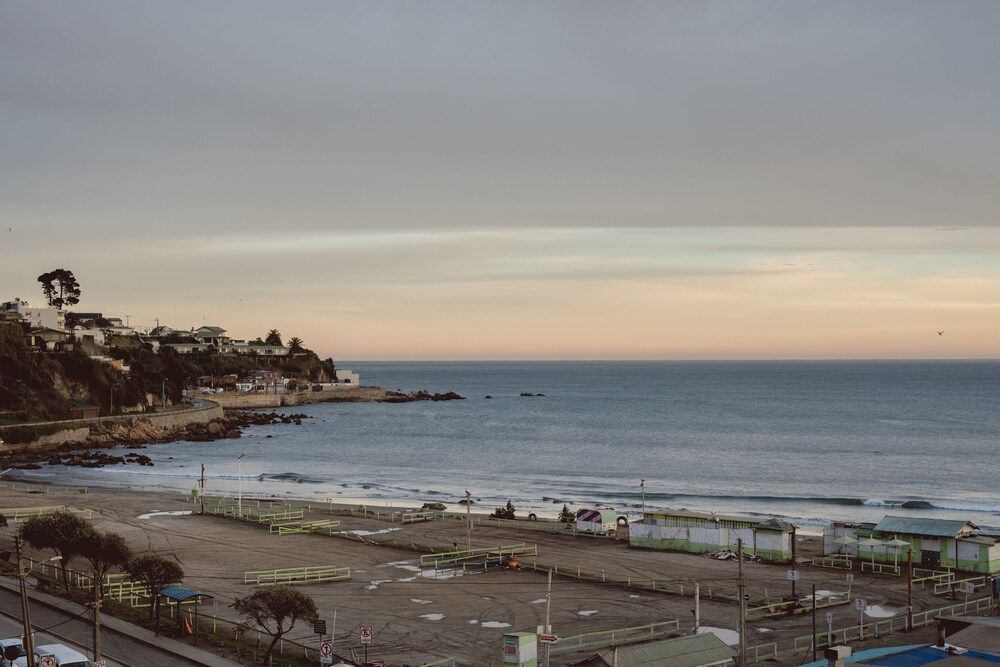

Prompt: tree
[80,531,132,660]
[126,554,184,628]
[559,504,574,523]
[37,269,82,308]
[287,337,304,353]
[81,531,132,602]
[264,329,282,346]
[232,586,318,665]
[18,511,93,590]
[491,500,517,520]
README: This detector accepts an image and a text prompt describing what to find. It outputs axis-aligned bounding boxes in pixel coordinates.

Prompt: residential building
[29,327,72,351]
[162,342,212,354]
[69,400,100,419]
[193,325,231,345]
[2,298,66,330]
[335,368,360,384]
[72,325,107,347]
[629,509,794,561]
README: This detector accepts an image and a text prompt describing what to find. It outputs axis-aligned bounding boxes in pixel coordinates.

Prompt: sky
[2,1,999,360]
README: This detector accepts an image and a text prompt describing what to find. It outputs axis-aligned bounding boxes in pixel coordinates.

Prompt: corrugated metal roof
[757,518,795,532]
[644,508,762,525]
[873,516,977,538]
[596,633,735,666]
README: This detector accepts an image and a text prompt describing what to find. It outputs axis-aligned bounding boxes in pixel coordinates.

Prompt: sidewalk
[0,576,243,666]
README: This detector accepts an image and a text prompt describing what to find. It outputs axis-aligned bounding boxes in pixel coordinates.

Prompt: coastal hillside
[0,321,336,423]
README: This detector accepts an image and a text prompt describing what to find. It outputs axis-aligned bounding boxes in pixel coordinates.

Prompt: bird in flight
[938,331,944,335]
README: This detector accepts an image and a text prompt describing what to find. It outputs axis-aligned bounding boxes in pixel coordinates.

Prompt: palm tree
[287,337,304,353]
[264,329,282,346]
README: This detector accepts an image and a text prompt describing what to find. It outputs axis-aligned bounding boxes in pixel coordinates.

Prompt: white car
[0,637,26,667]
[13,644,93,667]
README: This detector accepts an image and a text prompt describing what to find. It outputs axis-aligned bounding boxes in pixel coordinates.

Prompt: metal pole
[16,538,36,667]
[465,489,472,551]
[791,526,797,600]
[199,464,205,515]
[92,572,102,662]
[694,582,700,631]
[907,547,914,630]
[640,479,645,515]
[237,452,247,516]
[544,570,553,667]
[811,583,817,662]
[737,538,746,666]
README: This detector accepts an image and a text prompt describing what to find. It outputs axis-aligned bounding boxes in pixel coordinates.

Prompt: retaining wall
[199,386,387,409]
[0,400,224,452]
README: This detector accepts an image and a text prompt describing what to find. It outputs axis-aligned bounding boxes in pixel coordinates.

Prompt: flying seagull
[938,331,944,335]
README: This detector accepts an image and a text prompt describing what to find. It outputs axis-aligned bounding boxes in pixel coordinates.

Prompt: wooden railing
[244,565,351,586]
[548,619,680,655]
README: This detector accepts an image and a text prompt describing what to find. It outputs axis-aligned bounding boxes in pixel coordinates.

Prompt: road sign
[314,618,327,635]
[854,598,866,612]
[787,569,800,581]
[320,639,333,665]
[743,593,751,602]
[965,582,976,595]
[846,573,855,584]
[360,626,373,645]
[539,634,559,644]
[825,612,833,624]
[40,657,56,667]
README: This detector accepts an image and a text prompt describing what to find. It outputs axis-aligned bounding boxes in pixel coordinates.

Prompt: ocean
[25,361,1000,529]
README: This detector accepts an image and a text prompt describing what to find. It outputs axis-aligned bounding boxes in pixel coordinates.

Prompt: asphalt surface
[0,585,198,666]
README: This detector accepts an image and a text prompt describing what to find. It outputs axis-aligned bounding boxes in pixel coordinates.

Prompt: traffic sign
[786,569,800,581]
[40,657,56,667]
[314,618,327,635]
[360,625,373,645]
[854,598,866,612]
[846,573,854,584]
[539,634,559,644]
[320,640,333,665]
[965,582,976,595]
[743,593,751,602]
[825,612,833,624]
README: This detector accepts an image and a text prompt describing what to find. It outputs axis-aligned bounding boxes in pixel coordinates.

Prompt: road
[0,583,208,666]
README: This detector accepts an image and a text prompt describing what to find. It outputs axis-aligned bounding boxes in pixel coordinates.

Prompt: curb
[0,576,242,666]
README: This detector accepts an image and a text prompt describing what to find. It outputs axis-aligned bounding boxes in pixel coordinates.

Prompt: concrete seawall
[0,400,224,452]
[196,386,387,409]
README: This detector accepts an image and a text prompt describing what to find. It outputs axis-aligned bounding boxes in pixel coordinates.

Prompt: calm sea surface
[30,361,1000,528]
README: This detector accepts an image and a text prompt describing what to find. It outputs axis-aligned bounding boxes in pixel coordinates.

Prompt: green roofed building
[571,632,735,667]
[825,515,1000,573]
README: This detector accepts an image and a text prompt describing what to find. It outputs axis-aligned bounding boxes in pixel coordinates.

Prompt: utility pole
[15,537,36,667]
[791,526,797,600]
[544,570,553,667]
[737,539,747,667]
[640,479,646,515]
[811,583,817,662]
[199,464,206,515]
[465,489,472,551]
[907,547,914,631]
[694,582,700,632]
[92,574,102,663]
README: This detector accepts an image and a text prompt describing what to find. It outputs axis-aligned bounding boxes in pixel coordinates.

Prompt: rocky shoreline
[0,410,308,471]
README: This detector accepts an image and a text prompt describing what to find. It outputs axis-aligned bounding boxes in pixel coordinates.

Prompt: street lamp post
[237,452,248,516]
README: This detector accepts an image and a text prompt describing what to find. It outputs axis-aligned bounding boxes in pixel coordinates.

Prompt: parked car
[12,644,93,667]
[0,637,26,667]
